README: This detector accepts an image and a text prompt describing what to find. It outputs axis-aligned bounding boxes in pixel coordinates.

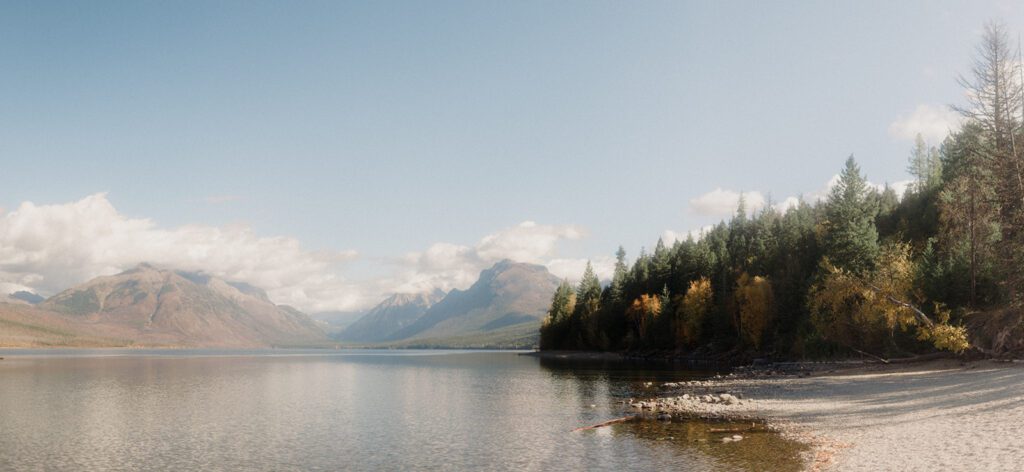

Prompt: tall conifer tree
[822,156,880,274]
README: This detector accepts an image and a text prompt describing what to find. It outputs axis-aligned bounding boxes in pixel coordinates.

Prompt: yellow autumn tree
[809,242,969,354]
[626,294,661,343]
[675,278,712,347]
[735,273,773,350]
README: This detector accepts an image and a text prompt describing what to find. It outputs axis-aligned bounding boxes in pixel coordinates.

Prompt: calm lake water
[0,350,805,471]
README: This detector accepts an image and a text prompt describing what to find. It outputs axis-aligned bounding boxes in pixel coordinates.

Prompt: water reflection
[537,354,807,471]
[0,350,805,471]
[619,418,808,472]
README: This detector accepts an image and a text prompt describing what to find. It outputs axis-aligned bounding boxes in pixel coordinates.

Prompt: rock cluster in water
[624,387,748,420]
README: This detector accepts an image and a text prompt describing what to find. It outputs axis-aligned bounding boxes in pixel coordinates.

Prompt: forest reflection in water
[538,354,808,472]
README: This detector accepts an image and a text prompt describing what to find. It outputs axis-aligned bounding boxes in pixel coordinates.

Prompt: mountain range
[0,264,327,348]
[336,260,561,348]
[335,289,446,342]
[0,260,561,349]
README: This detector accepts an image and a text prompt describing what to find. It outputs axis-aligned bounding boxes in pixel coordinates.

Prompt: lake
[0,350,805,471]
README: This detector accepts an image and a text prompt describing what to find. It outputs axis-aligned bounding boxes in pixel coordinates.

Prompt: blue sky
[0,1,1021,310]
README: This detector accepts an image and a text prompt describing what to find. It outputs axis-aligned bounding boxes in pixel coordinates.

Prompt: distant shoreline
[523,349,756,370]
[0,346,534,353]
[519,350,626,361]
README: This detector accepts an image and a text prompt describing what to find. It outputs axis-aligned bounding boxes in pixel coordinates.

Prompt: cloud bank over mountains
[0,195,602,312]
[0,172,915,312]
[385,221,594,295]
[0,194,362,312]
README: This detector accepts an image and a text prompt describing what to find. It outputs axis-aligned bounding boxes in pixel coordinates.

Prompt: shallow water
[0,349,805,471]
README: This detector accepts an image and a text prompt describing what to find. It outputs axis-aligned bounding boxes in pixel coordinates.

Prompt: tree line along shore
[541,23,1024,362]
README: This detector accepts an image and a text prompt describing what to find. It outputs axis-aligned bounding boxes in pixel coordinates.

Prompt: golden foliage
[867,243,919,331]
[676,278,712,347]
[626,294,661,338]
[917,323,970,353]
[735,273,773,350]
[915,305,970,353]
[809,243,969,353]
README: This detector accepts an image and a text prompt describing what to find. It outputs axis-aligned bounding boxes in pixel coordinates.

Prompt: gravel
[638,359,1024,471]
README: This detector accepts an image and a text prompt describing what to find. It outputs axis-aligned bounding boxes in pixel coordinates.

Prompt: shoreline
[629,358,1024,471]
[520,349,741,370]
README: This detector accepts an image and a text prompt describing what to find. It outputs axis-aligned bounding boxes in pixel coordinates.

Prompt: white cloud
[804,175,841,203]
[0,193,361,312]
[872,180,913,199]
[778,170,917,203]
[688,188,766,217]
[888,104,962,143]
[669,174,915,247]
[661,225,716,245]
[389,221,588,294]
[0,195,602,312]
[774,196,802,212]
[803,174,914,203]
[476,221,585,263]
[0,281,33,295]
[546,256,616,283]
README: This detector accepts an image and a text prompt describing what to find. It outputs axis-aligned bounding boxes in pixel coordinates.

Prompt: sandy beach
[644,359,1024,471]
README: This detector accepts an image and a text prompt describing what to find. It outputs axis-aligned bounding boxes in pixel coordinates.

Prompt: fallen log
[857,279,935,328]
[708,424,768,433]
[573,415,635,432]
[884,352,953,364]
[850,347,890,364]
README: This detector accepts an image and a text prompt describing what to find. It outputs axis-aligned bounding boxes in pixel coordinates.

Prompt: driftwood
[884,352,953,364]
[850,347,890,364]
[709,424,770,434]
[848,349,957,365]
[572,415,635,432]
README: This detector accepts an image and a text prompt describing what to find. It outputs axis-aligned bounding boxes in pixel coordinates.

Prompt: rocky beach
[624,359,1024,471]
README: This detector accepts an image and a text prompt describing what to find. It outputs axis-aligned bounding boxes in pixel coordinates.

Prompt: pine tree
[539,279,575,349]
[630,248,652,294]
[729,195,750,271]
[908,134,943,193]
[954,22,1024,299]
[576,262,602,308]
[822,156,880,274]
[877,185,899,218]
[938,122,999,306]
[609,246,628,307]
[550,280,575,323]
[572,261,603,348]
[652,238,671,289]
